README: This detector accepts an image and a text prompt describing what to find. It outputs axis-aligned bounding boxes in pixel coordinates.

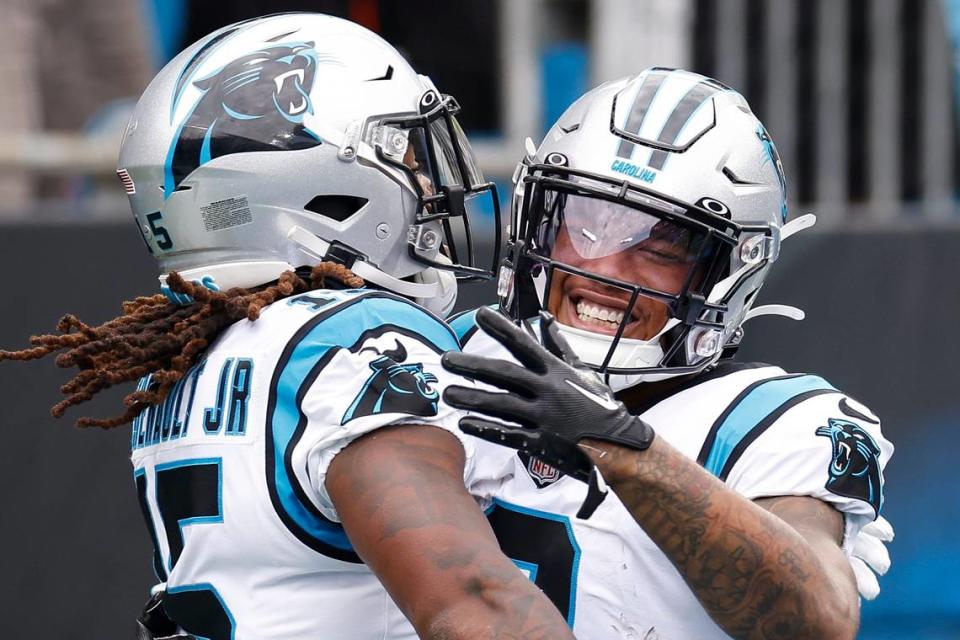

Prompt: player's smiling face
[542,195,704,341]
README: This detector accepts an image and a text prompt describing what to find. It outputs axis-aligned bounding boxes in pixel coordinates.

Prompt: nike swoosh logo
[564,379,620,411]
[839,397,880,424]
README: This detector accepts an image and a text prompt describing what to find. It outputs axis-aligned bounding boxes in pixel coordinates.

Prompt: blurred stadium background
[0,1,957,638]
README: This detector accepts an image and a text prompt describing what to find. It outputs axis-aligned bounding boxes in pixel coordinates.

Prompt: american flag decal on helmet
[117,169,136,195]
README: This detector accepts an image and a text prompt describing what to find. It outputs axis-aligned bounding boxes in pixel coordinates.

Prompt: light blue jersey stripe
[449,308,481,342]
[270,294,459,548]
[703,375,837,477]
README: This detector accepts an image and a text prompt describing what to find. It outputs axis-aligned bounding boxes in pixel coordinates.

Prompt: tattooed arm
[326,424,575,640]
[582,436,859,640]
[439,309,858,638]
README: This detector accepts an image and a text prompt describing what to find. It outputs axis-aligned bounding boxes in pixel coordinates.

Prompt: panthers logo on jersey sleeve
[341,340,440,424]
[816,418,884,515]
[262,290,467,556]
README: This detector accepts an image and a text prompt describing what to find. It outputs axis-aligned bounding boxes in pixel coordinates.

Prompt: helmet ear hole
[304,195,369,223]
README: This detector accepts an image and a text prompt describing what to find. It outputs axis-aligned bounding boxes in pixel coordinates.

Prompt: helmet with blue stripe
[500,67,808,390]
[118,13,500,317]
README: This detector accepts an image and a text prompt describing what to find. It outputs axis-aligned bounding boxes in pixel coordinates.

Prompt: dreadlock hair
[0,262,363,430]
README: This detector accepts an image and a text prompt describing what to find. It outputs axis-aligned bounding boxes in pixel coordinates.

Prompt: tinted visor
[376,96,485,201]
[405,116,484,190]
[534,190,715,296]
[372,94,501,280]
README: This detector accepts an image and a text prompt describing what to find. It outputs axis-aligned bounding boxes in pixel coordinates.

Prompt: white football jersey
[130,289,490,640]
[452,307,894,640]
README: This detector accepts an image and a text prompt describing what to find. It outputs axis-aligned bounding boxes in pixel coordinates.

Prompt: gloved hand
[849,516,894,600]
[441,307,655,482]
[135,588,196,640]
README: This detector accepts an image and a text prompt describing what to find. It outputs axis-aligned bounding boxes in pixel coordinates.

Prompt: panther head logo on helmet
[120,13,500,314]
[166,42,322,195]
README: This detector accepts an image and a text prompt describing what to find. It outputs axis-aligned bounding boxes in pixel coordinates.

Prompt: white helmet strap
[412,254,458,318]
[708,213,817,305]
[520,318,680,391]
[781,213,817,240]
[287,226,440,298]
[744,304,804,322]
[160,227,446,301]
[158,226,452,315]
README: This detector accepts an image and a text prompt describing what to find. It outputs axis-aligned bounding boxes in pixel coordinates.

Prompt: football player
[442,69,894,639]
[0,14,573,640]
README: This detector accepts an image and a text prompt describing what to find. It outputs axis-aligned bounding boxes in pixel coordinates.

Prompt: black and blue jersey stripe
[265,291,459,561]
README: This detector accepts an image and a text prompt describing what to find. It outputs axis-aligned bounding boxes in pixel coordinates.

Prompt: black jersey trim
[839,397,880,424]
[264,290,457,562]
[265,294,367,562]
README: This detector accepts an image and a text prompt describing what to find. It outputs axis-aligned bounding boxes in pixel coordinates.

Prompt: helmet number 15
[143,211,174,252]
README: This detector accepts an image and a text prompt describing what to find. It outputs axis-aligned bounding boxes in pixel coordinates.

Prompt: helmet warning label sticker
[201,195,253,232]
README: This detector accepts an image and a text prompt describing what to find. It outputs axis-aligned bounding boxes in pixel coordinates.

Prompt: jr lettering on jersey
[131,357,253,451]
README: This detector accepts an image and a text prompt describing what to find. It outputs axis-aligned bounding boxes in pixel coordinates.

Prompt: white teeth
[576,300,625,326]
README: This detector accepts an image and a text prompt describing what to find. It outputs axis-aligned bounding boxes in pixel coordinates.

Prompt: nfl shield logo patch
[518,452,563,488]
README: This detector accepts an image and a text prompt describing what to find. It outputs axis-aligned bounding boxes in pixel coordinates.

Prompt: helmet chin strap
[412,254,458,318]
[287,226,441,299]
[161,228,448,308]
[781,213,816,240]
[744,304,804,322]
[160,261,293,292]
[553,319,679,368]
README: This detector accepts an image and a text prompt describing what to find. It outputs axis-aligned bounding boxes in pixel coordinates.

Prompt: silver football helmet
[500,68,812,390]
[118,13,499,317]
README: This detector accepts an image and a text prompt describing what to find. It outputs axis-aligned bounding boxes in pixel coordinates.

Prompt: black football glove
[135,590,196,640]
[442,306,655,483]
